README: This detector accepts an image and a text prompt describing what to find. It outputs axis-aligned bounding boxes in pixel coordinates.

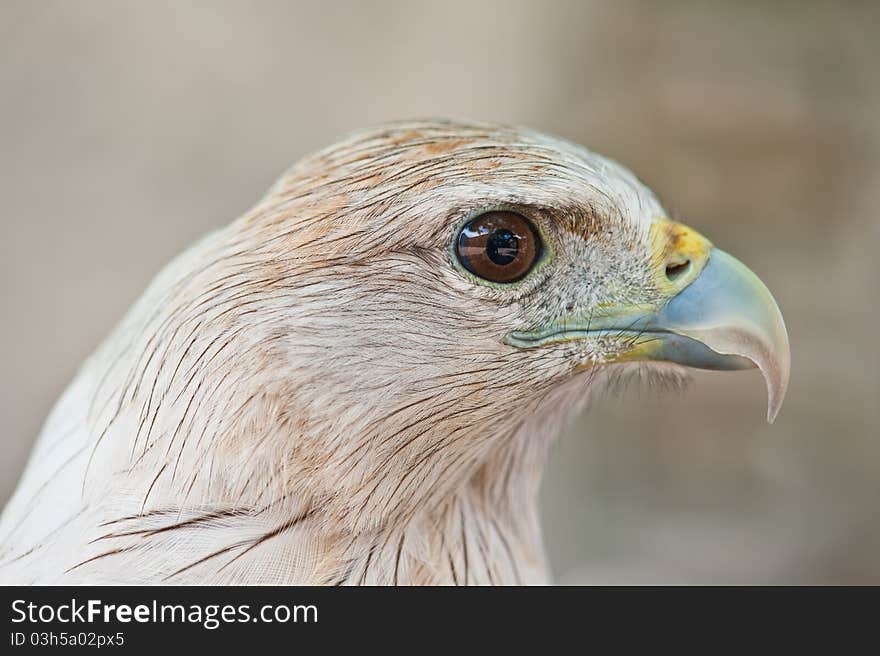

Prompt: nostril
[665,259,691,283]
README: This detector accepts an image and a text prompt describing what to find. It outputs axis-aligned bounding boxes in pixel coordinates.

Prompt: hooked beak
[506,220,791,423]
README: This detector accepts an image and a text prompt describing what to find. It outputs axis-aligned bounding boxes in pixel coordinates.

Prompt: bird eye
[455,211,541,283]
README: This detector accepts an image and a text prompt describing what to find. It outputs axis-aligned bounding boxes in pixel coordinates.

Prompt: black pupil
[486,228,519,265]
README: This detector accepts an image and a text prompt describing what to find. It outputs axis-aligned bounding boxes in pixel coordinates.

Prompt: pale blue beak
[507,249,790,422]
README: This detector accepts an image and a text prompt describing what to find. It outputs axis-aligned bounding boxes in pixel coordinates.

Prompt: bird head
[186,120,789,524]
[0,120,792,585]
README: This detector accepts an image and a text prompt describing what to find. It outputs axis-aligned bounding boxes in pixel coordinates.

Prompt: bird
[0,120,789,585]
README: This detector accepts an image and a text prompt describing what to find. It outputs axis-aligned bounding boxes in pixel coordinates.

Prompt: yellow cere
[649,218,713,294]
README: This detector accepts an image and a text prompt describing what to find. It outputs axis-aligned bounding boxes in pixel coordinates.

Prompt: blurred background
[1,0,878,583]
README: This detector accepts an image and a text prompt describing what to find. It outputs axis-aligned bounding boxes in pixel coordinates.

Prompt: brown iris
[455,211,540,283]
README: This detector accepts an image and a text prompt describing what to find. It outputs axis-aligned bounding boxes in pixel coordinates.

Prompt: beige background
[1,1,878,583]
